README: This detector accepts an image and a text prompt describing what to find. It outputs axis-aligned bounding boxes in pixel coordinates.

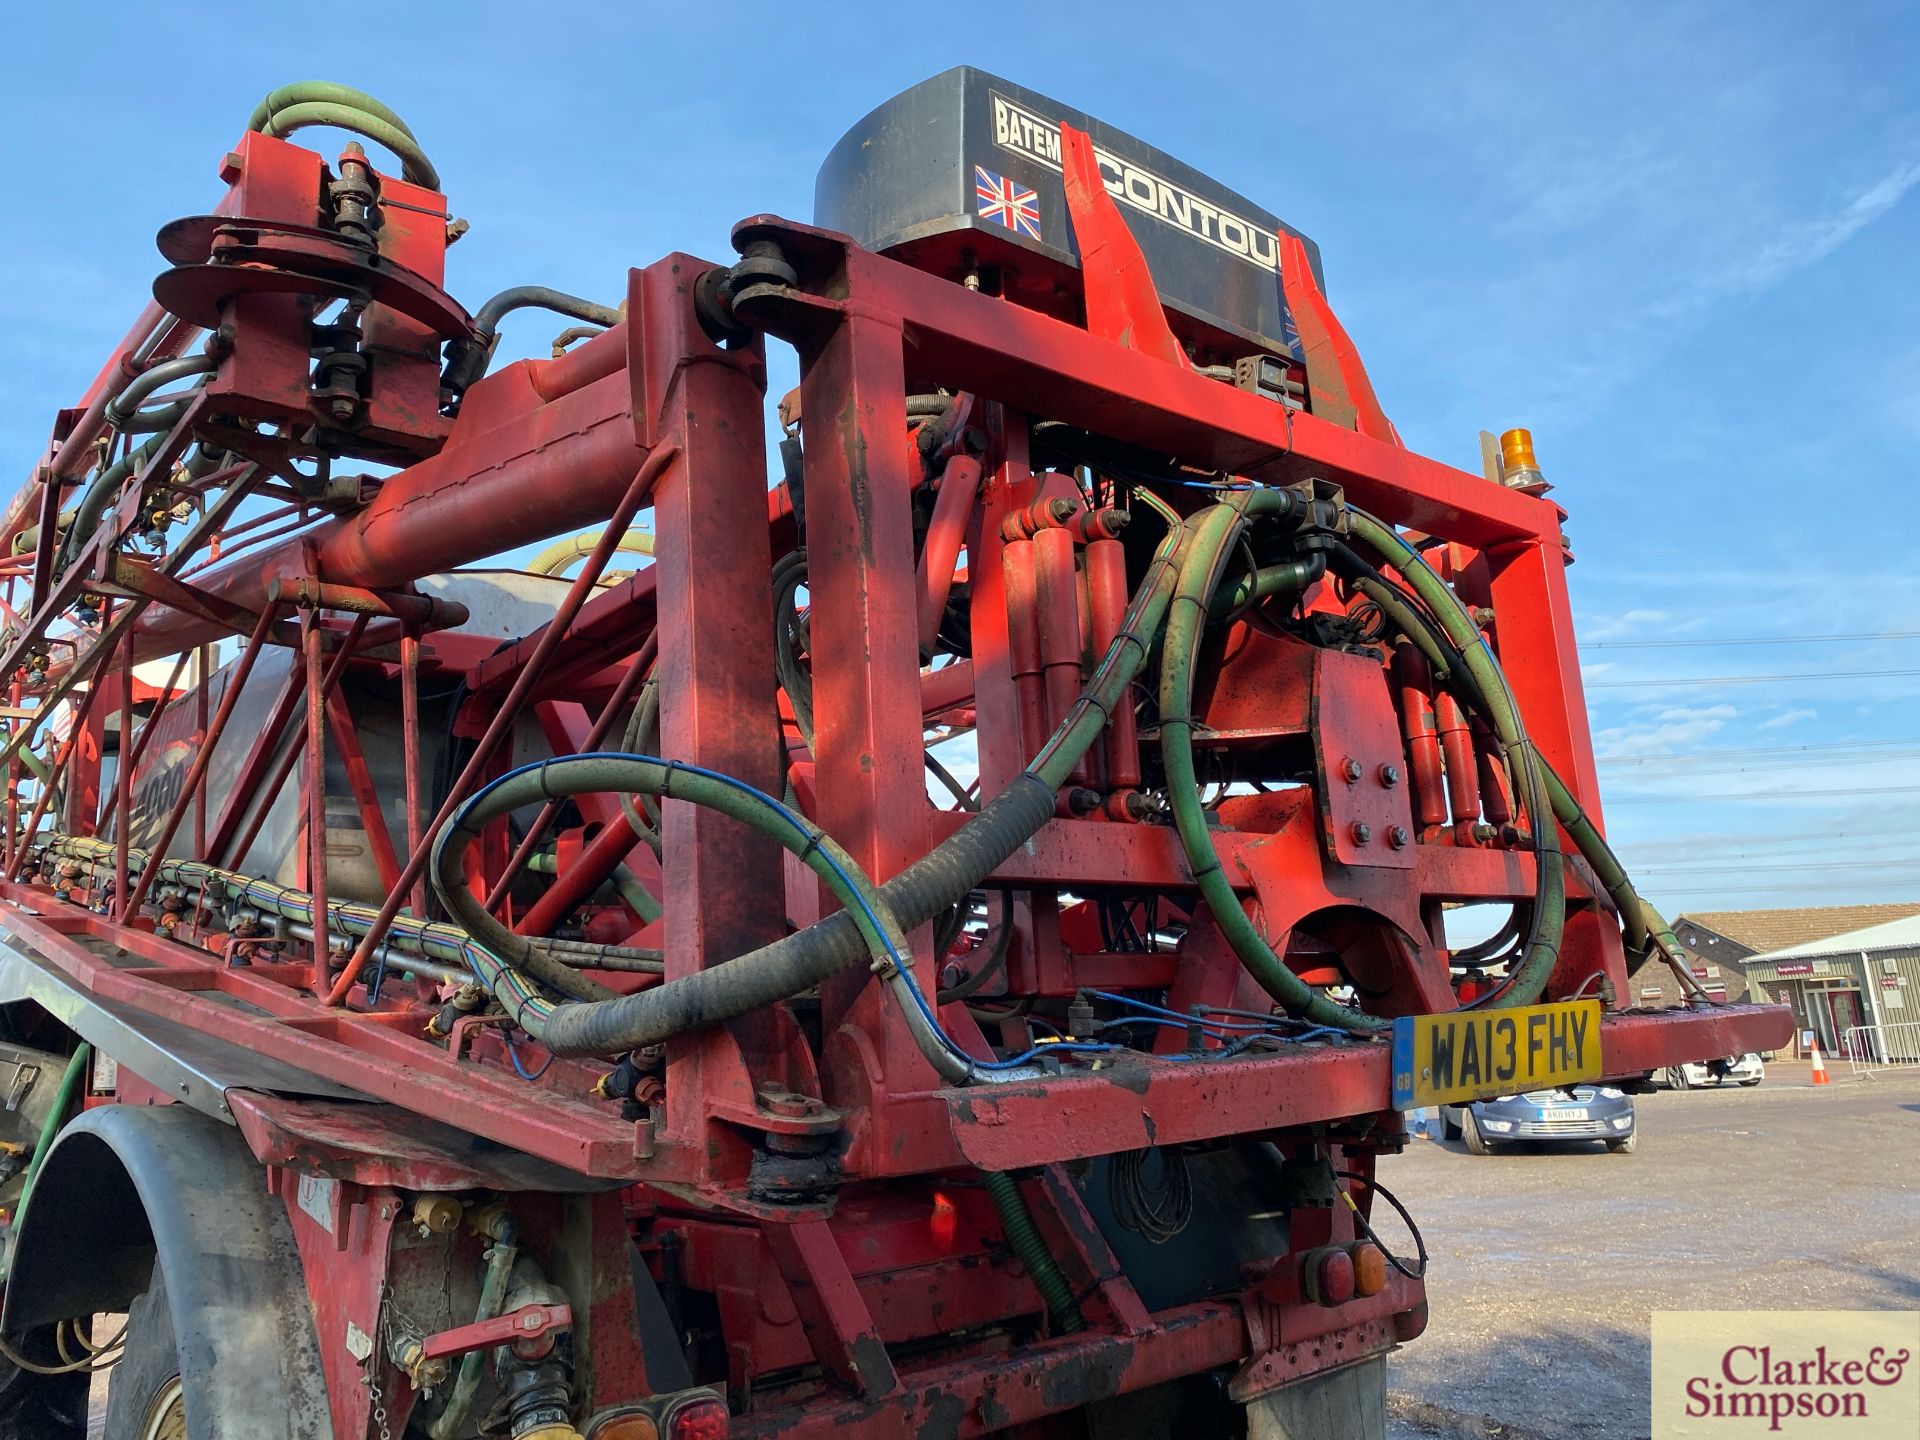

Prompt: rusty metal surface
[0,91,1798,1438]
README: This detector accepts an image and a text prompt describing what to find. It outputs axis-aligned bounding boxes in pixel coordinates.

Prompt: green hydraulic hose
[18,1044,89,1217]
[453,511,1197,1057]
[527,851,663,925]
[527,529,655,578]
[253,97,440,189]
[1343,512,1566,1007]
[1343,555,1682,983]
[1539,764,1689,980]
[984,1171,1084,1333]
[429,1218,517,1440]
[5,740,49,784]
[1208,558,1324,617]
[432,755,916,1041]
[1155,492,1389,1034]
[247,83,420,140]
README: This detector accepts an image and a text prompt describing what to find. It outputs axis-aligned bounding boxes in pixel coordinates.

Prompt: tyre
[1461,1109,1495,1155]
[1669,1067,1690,1091]
[101,1261,183,1440]
[1606,1131,1638,1155]
[1739,1077,1762,1087]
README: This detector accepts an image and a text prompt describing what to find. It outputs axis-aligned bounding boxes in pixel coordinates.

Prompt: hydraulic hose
[246,83,420,141]
[473,287,623,339]
[428,1215,517,1440]
[447,512,1196,1058]
[1154,490,1389,1034]
[1342,512,1566,1007]
[58,435,166,572]
[1334,541,1677,985]
[1538,763,1699,991]
[527,528,654,577]
[432,753,914,1044]
[37,835,485,980]
[101,354,217,430]
[444,288,625,398]
[17,1044,89,1217]
[250,84,439,189]
[984,1172,1084,1333]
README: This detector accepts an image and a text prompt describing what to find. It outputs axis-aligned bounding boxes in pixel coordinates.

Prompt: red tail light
[667,1396,730,1440]
[1302,1244,1355,1306]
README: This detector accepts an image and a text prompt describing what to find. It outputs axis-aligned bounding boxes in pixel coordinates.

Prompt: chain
[365,1373,393,1440]
[363,1282,397,1440]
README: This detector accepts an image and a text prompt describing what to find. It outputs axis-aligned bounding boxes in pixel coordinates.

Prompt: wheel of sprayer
[101,1265,189,1440]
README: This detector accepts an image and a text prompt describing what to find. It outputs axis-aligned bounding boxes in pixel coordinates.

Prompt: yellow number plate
[1391,999,1602,1110]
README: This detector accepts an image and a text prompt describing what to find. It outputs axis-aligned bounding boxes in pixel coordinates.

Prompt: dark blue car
[1439,1084,1636,1155]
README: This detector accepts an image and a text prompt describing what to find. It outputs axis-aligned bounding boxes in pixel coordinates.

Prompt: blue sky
[2,3,1916,920]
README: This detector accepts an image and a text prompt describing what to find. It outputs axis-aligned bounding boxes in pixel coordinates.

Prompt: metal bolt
[1388,826,1410,849]
[1341,758,1364,784]
[1349,822,1372,845]
[1378,764,1401,787]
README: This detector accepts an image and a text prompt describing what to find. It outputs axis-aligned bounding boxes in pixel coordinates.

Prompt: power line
[1622,836,1920,861]
[1633,859,1920,875]
[1589,630,1920,650]
[1600,754,1920,780]
[1600,738,1920,764]
[1640,885,1920,899]
[1606,785,1920,803]
[1588,669,1920,689]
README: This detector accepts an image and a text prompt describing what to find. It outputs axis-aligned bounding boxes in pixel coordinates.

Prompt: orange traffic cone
[1809,1040,1832,1086]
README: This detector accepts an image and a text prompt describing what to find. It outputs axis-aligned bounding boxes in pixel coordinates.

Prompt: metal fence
[1841,1021,1920,1074]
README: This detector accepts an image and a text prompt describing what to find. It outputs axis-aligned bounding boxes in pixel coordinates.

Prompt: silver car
[1439,1084,1637,1155]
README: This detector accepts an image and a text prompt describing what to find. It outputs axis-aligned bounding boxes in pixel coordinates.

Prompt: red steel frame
[0,119,1793,1440]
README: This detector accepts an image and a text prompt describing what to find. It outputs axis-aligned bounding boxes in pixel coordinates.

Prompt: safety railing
[1841,1021,1920,1074]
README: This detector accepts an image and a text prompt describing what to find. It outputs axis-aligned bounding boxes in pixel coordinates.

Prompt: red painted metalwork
[420,1302,573,1362]
[0,95,1796,1440]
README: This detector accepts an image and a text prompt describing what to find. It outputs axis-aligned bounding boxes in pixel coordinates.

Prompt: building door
[1827,990,1867,1059]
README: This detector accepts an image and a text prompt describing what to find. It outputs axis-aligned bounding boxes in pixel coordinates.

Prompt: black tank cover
[815,67,1323,363]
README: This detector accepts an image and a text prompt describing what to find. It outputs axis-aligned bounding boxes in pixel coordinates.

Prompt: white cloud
[1593,704,1737,757]
[1582,608,1669,641]
[1760,708,1817,730]
[1704,156,1920,300]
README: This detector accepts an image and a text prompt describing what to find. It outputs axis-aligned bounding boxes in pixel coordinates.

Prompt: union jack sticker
[974,165,1041,240]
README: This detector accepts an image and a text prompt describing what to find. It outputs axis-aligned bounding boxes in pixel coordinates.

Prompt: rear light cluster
[669,1398,730,1440]
[1301,1242,1389,1306]
[586,1390,729,1440]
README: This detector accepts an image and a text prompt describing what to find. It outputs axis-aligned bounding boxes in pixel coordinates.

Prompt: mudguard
[3,1103,332,1438]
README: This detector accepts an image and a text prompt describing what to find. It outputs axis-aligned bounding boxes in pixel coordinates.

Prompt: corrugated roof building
[1630,902,1920,1014]
[1741,913,1920,1064]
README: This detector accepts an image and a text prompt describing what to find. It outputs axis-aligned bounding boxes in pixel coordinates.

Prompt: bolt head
[1349,822,1372,845]
[1341,758,1364,784]
[1379,764,1401,786]
[1388,826,1411,849]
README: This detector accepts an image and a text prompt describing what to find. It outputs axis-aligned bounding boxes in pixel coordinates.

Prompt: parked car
[1439,1085,1636,1154]
[1665,1052,1763,1089]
